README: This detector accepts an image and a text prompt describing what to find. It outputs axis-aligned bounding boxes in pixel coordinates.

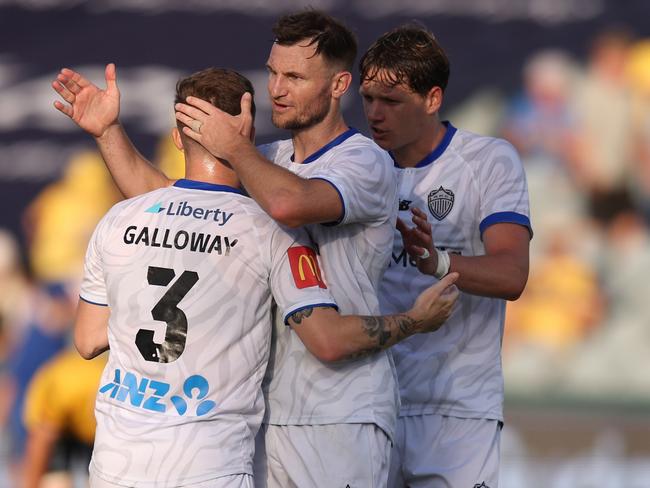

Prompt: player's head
[359,24,449,153]
[173,67,256,156]
[267,10,357,131]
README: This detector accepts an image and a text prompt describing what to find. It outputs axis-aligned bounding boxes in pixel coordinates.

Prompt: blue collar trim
[173,179,245,195]
[292,127,359,164]
[391,121,457,168]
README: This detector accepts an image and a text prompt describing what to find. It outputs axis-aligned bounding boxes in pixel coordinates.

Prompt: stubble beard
[271,91,331,132]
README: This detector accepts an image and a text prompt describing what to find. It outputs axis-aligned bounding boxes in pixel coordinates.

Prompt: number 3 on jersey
[136,266,199,363]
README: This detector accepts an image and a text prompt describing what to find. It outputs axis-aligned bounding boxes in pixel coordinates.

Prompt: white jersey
[80,180,336,487]
[379,123,532,421]
[259,128,400,439]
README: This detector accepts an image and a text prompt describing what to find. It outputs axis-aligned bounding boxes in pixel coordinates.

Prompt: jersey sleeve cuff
[479,212,533,239]
[79,295,108,307]
[283,302,338,326]
[309,177,346,226]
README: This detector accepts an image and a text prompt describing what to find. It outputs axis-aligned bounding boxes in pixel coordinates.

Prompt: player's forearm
[96,123,172,198]
[226,142,322,227]
[449,253,528,300]
[295,307,422,362]
[335,313,423,361]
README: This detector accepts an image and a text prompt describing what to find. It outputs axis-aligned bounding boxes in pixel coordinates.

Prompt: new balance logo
[399,199,412,211]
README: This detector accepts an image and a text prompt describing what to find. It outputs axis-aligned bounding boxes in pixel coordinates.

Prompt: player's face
[266,41,336,131]
[360,73,431,153]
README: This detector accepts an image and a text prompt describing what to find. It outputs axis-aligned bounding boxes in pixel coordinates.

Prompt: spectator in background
[23,150,119,289]
[626,39,650,225]
[571,28,636,224]
[22,349,107,488]
[501,49,586,251]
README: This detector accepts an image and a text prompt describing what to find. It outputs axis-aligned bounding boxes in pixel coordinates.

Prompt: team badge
[427,186,454,221]
[287,246,326,289]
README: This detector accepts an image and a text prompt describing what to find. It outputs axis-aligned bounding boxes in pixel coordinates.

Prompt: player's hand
[175,92,254,161]
[52,63,121,138]
[409,272,459,333]
[397,207,437,276]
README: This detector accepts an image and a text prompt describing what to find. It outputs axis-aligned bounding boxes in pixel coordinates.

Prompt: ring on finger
[420,248,431,259]
[190,119,203,133]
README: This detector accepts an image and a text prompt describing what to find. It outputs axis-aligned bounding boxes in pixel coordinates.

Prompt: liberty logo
[427,186,454,221]
[144,200,233,225]
[145,202,165,213]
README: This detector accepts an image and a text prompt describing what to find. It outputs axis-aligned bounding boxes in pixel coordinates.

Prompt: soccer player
[358,25,532,488]
[59,67,458,487]
[52,11,413,487]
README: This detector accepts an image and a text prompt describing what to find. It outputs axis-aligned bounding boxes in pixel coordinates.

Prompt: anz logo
[100,369,217,417]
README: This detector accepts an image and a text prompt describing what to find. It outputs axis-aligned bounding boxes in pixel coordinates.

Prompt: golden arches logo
[297,253,322,282]
[288,246,326,289]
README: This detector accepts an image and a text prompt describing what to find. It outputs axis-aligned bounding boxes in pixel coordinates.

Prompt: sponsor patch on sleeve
[287,246,327,289]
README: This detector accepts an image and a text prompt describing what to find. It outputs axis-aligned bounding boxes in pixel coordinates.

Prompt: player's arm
[73,299,110,360]
[399,207,530,300]
[175,95,342,227]
[289,272,459,362]
[52,63,172,197]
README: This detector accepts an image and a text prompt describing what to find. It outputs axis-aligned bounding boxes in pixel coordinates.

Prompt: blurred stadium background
[1,0,650,486]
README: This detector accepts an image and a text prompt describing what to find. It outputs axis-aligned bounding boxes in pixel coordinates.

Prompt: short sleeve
[310,141,397,226]
[265,224,337,325]
[79,213,111,306]
[477,139,533,237]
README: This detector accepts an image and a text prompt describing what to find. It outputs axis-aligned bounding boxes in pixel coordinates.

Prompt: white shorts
[388,414,501,488]
[254,423,391,488]
[90,471,254,488]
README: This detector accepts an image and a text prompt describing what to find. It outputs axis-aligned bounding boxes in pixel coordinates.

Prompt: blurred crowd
[0,25,649,487]
[453,28,650,398]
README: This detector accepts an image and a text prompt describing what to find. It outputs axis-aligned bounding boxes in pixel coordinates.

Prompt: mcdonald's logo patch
[287,246,326,289]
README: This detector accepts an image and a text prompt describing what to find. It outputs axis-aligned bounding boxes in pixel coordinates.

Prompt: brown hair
[273,10,357,71]
[175,67,256,119]
[360,24,450,95]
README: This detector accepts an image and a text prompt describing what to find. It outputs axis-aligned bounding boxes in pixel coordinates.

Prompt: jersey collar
[173,179,245,195]
[391,121,457,168]
[291,127,359,164]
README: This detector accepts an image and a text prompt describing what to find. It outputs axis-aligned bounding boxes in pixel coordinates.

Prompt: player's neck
[393,119,447,168]
[290,112,349,164]
[184,155,241,189]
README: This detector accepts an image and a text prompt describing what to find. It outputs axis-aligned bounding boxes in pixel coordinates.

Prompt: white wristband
[434,248,450,279]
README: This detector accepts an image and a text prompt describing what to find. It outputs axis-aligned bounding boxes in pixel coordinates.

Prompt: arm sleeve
[309,142,397,226]
[477,139,533,237]
[79,213,112,306]
[265,224,337,325]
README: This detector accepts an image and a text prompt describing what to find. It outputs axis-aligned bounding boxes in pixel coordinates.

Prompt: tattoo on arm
[289,307,314,325]
[361,316,392,347]
[345,314,421,360]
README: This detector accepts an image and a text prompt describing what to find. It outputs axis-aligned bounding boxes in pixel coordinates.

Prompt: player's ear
[171,127,184,151]
[425,86,443,115]
[331,70,352,100]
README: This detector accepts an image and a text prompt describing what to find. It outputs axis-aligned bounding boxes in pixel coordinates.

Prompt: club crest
[427,186,454,221]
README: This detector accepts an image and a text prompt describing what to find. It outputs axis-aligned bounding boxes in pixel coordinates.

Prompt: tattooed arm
[289,273,460,362]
